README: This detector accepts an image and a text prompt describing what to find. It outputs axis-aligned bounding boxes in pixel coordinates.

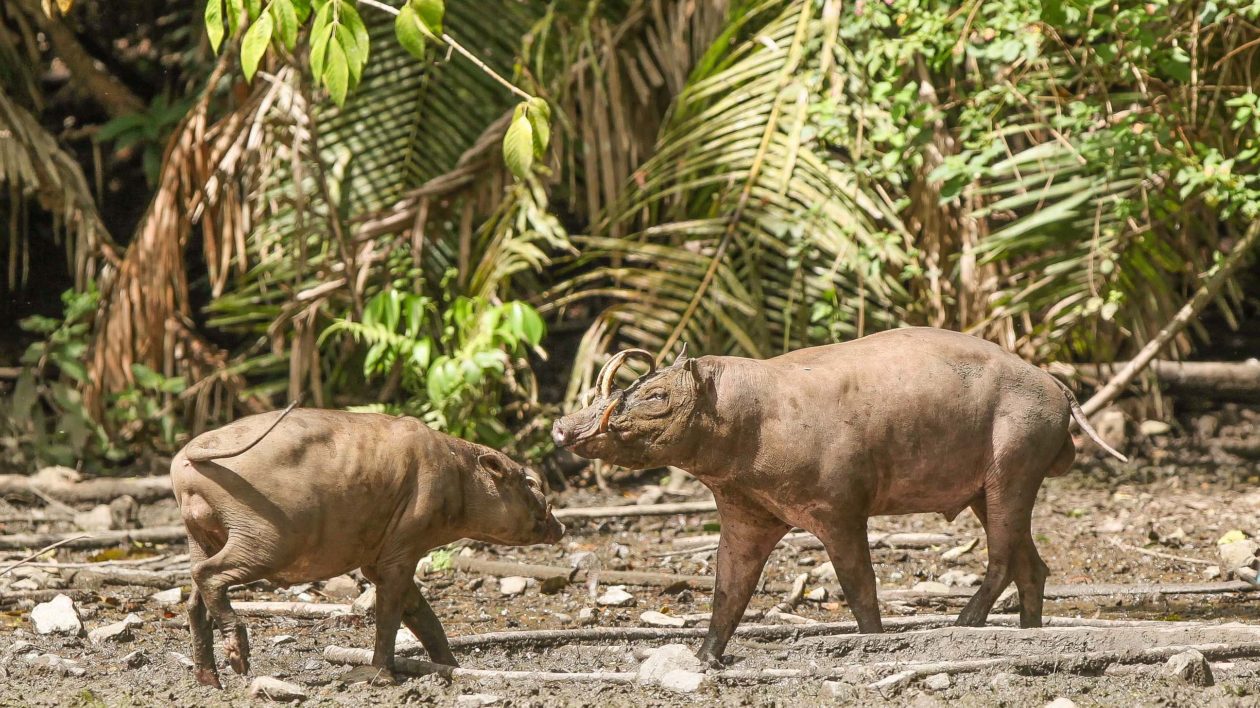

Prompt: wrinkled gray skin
[552,327,1125,666]
[171,408,565,688]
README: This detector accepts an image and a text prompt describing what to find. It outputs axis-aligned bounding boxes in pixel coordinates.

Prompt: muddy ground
[3,421,1260,706]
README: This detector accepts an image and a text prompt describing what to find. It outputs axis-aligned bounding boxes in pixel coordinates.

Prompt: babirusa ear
[476,452,512,478]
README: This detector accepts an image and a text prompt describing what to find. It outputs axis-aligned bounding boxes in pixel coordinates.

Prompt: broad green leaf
[413,0,444,39]
[336,24,364,88]
[292,0,311,22]
[309,23,334,82]
[503,107,534,179]
[394,3,427,59]
[245,0,261,20]
[324,36,350,106]
[411,339,432,370]
[227,0,244,37]
[271,0,298,50]
[205,0,225,53]
[527,97,550,157]
[241,11,274,82]
[339,1,370,59]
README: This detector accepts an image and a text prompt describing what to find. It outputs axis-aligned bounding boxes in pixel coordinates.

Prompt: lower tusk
[597,399,618,433]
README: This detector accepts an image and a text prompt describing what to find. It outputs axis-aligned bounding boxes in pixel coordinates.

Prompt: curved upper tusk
[596,349,657,398]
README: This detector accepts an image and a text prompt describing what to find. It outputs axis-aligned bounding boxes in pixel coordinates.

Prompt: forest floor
[3,413,1260,706]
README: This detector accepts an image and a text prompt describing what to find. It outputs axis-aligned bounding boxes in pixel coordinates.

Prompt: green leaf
[339,1,370,60]
[336,24,364,88]
[271,0,298,50]
[526,97,550,157]
[324,36,349,106]
[227,0,244,37]
[205,0,225,53]
[309,23,334,83]
[245,0,261,20]
[241,11,274,82]
[503,106,534,179]
[292,0,311,22]
[395,3,427,60]
[413,0,444,39]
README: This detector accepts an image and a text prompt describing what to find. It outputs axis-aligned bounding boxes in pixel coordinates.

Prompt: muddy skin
[552,327,1125,667]
[170,409,565,688]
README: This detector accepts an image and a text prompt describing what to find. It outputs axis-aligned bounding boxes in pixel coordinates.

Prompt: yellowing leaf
[240,11,273,82]
[271,0,298,51]
[527,96,551,157]
[414,0,444,39]
[324,37,350,107]
[395,3,427,60]
[205,0,225,53]
[56,0,74,14]
[1220,530,1249,546]
[503,107,534,180]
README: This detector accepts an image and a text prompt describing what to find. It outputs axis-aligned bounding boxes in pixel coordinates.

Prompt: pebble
[26,653,86,677]
[1138,420,1171,436]
[499,576,529,596]
[924,672,951,690]
[1165,648,1215,687]
[870,670,914,697]
[910,581,950,594]
[121,650,147,668]
[1203,565,1221,580]
[640,611,685,628]
[938,570,981,588]
[990,671,1018,689]
[455,694,502,707]
[569,551,600,570]
[821,680,859,701]
[597,585,635,607]
[321,574,360,601]
[87,613,142,644]
[637,644,708,694]
[73,504,116,532]
[1219,539,1259,572]
[810,561,837,582]
[303,659,324,672]
[352,585,376,614]
[577,608,596,625]
[30,594,82,636]
[804,587,828,602]
[169,652,196,668]
[271,635,297,646]
[1044,698,1077,708]
[249,676,309,702]
[151,587,183,605]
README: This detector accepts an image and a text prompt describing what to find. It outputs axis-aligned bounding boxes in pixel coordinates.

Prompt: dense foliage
[2,0,1259,471]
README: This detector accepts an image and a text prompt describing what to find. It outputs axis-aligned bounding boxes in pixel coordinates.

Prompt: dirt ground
[3,420,1260,706]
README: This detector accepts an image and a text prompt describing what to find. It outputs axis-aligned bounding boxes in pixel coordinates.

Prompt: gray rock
[1165,649,1214,687]
[939,570,981,588]
[1044,699,1077,708]
[1093,409,1127,453]
[455,694,502,707]
[805,587,828,602]
[569,551,600,570]
[88,613,142,644]
[821,680,859,701]
[30,594,82,635]
[658,669,708,693]
[1219,539,1259,572]
[249,676,309,702]
[352,585,376,614]
[151,587,183,605]
[810,561,837,582]
[121,650,147,668]
[924,672,951,690]
[638,644,704,687]
[74,504,117,532]
[870,670,914,697]
[1139,420,1171,436]
[577,608,596,625]
[5,640,38,659]
[303,659,324,672]
[990,671,1018,689]
[499,576,529,596]
[910,581,950,594]
[640,611,686,628]
[26,653,86,677]
[321,574,360,601]
[597,585,635,607]
[168,652,195,668]
[271,634,297,646]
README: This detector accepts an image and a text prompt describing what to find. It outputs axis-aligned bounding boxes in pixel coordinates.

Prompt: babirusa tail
[185,399,301,462]
[1051,378,1128,462]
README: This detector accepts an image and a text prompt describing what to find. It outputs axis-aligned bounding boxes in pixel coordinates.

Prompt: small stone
[396,627,419,645]
[271,635,297,646]
[27,653,85,677]
[870,670,914,697]
[151,587,183,606]
[1139,420,1171,436]
[1044,698,1077,708]
[577,608,596,625]
[924,672,951,690]
[569,551,600,570]
[551,612,573,623]
[1203,565,1221,580]
[352,585,376,614]
[810,561,837,582]
[88,613,141,644]
[1093,409,1127,452]
[597,586,635,607]
[1219,539,1260,572]
[74,504,117,532]
[30,594,82,635]
[499,576,529,596]
[637,485,664,506]
[638,644,706,691]
[640,611,685,628]
[303,659,323,672]
[169,652,195,668]
[249,676,309,702]
[455,694,502,707]
[121,650,147,668]
[321,574,359,601]
[939,570,981,588]
[911,581,950,594]
[821,680,859,701]
[5,640,38,658]
[805,587,828,602]
[1165,648,1215,687]
[990,671,1018,689]
[1096,517,1126,534]
[11,578,39,591]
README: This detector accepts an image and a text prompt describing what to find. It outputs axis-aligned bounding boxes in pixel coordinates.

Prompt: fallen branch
[1081,220,1260,416]
[0,475,173,504]
[449,556,729,592]
[0,534,90,577]
[0,526,185,550]
[69,567,186,590]
[11,553,182,569]
[0,588,95,604]
[235,601,353,618]
[1058,360,1260,402]
[553,500,717,521]
[325,645,635,683]
[420,614,1184,653]
[1106,537,1218,567]
[664,531,954,555]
